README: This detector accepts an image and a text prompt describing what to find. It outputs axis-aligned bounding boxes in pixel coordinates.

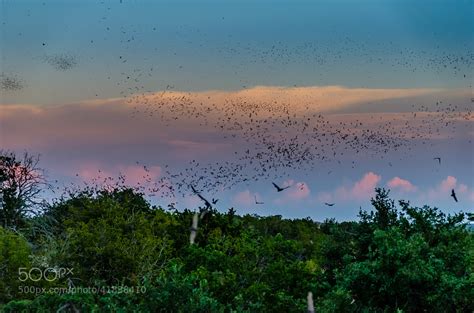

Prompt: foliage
[43,189,175,287]
[0,227,32,303]
[316,188,473,312]
[0,186,472,312]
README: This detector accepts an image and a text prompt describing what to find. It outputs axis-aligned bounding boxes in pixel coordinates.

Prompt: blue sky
[2,0,472,103]
[1,0,473,220]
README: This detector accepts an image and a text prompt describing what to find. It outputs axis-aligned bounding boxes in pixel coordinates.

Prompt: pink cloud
[318,172,381,202]
[233,190,254,206]
[387,177,417,192]
[118,165,162,186]
[77,163,161,186]
[456,184,474,202]
[285,181,310,200]
[420,176,474,203]
[74,162,165,197]
[0,86,455,153]
[458,183,468,193]
[289,182,310,199]
[76,162,112,181]
[349,172,382,200]
[272,180,310,204]
[440,176,457,193]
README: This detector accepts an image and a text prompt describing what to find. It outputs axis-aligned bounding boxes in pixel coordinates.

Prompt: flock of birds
[140,94,471,206]
[2,1,472,211]
[0,73,25,91]
[41,53,78,71]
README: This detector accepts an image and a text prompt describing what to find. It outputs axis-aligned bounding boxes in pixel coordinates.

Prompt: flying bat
[272,182,290,192]
[451,189,458,202]
[255,195,264,205]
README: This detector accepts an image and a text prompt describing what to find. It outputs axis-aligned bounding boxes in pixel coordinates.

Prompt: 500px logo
[18,267,74,282]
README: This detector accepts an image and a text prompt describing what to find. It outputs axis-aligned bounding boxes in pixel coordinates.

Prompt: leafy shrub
[0,227,32,303]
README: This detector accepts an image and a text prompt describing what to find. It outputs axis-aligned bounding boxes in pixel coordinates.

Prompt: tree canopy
[0,186,471,312]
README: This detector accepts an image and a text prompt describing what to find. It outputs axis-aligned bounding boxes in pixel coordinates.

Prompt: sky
[1,0,473,220]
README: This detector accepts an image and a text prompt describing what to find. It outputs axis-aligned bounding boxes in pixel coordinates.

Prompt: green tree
[0,227,32,303]
[317,189,473,312]
[43,189,175,287]
[2,187,472,312]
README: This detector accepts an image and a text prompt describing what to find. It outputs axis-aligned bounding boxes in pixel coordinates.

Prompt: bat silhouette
[272,182,290,192]
[451,189,458,202]
[255,195,264,204]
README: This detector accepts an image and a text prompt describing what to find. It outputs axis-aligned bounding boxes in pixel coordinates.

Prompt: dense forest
[0,152,473,312]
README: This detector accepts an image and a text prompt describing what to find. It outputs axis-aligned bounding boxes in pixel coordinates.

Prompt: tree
[44,188,175,286]
[0,227,32,303]
[317,189,473,312]
[0,151,47,229]
[1,186,472,312]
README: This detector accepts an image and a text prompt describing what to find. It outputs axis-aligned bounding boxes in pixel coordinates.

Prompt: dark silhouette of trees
[0,151,47,229]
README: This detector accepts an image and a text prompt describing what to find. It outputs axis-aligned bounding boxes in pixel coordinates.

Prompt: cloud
[233,190,255,206]
[77,163,161,185]
[317,173,472,206]
[1,86,467,154]
[1,85,470,203]
[179,85,439,114]
[458,183,468,193]
[420,176,474,203]
[387,177,417,192]
[439,176,457,193]
[274,180,311,204]
[287,182,311,200]
[318,172,382,202]
[348,172,382,200]
[72,161,165,197]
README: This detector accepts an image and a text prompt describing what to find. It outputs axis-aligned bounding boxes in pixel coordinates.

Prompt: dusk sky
[1,0,473,220]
